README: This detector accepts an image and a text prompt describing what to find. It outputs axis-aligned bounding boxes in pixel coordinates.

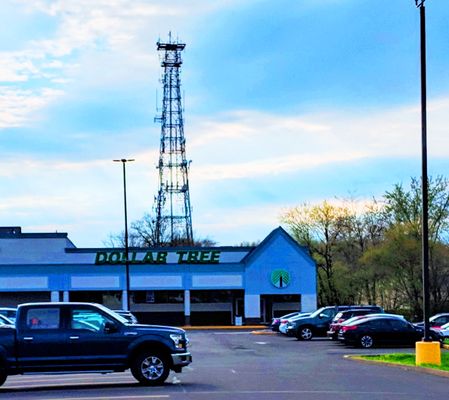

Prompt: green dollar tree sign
[270,269,291,289]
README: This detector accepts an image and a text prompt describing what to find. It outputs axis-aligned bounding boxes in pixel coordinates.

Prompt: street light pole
[414,0,440,367]
[416,0,430,342]
[113,158,135,311]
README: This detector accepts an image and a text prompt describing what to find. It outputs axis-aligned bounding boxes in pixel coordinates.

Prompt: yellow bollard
[415,341,441,366]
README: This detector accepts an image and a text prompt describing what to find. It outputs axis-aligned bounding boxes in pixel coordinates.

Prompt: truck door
[17,306,70,371]
[65,306,132,368]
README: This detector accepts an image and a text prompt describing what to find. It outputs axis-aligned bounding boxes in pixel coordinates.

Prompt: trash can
[235,316,242,326]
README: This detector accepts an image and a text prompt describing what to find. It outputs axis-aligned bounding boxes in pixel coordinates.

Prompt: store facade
[0,226,317,325]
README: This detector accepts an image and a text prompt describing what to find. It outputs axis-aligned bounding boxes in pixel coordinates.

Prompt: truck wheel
[131,351,170,386]
[297,326,313,341]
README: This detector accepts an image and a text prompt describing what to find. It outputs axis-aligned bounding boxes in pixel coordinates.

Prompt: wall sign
[270,269,291,289]
[94,250,221,265]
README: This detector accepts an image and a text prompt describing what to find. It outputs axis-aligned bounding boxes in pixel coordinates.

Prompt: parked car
[279,312,311,335]
[329,313,405,341]
[286,305,383,340]
[0,308,16,323]
[112,310,139,324]
[414,313,449,329]
[0,302,191,387]
[432,321,449,342]
[338,315,438,348]
[270,312,301,332]
[327,308,385,340]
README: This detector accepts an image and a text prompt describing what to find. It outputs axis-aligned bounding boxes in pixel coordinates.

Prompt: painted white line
[39,396,169,400]
[4,380,135,390]
[171,376,181,384]
[230,369,237,374]
[255,341,267,344]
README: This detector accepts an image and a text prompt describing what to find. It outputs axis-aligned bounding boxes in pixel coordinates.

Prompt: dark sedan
[327,308,384,340]
[338,316,438,348]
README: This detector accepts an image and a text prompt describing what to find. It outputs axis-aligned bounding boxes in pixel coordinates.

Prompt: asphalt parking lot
[0,330,448,399]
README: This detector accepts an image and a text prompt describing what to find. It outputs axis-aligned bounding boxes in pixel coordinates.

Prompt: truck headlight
[170,334,184,349]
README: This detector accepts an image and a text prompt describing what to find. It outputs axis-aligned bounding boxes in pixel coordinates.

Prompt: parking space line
[40,396,169,400]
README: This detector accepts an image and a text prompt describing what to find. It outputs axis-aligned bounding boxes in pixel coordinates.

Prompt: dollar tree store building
[0,226,317,325]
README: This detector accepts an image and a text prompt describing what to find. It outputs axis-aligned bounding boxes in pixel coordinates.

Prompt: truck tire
[131,351,170,386]
[297,326,313,341]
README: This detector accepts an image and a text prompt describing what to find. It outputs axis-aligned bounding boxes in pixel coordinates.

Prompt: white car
[279,312,311,334]
[435,321,449,341]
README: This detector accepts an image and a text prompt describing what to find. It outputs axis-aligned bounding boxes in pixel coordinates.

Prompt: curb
[251,329,278,335]
[345,354,449,378]
[181,325,268,330]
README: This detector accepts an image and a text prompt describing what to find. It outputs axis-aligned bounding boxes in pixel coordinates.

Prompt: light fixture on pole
[414,0,440,366]
[113,158,135,311]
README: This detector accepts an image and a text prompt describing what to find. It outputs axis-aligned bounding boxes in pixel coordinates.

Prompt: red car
[327,308,384,340]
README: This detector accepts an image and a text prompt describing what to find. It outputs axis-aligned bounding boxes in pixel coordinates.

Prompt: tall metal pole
[114,158,135,311]
[416,0,430,341]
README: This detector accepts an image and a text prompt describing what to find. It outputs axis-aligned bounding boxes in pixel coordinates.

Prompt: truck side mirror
[104,321,117,333]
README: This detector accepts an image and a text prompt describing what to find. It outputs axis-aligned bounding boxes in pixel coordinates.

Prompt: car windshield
[333,312,343,321]
[309,307,328,318]
[94,304,129,324]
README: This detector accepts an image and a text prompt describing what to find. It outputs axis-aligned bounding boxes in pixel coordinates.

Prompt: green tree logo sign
[271,269,291,289]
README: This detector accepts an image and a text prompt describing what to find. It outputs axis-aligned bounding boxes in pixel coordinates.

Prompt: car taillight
[342,325,358,332]
[281,319,288,323]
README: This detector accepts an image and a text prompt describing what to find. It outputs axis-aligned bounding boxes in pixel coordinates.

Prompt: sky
[1,0,449,248]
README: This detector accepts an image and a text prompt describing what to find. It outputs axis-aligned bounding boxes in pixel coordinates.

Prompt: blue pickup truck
[0,302,192,386]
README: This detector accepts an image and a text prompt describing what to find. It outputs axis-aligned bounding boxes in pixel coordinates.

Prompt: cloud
[186,97,448,182]
[0,87,64,128]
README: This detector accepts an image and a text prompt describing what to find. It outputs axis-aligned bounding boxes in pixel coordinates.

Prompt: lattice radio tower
[154,34,193,246]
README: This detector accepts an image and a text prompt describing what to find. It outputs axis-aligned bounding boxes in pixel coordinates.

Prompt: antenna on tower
[153,34,193,246]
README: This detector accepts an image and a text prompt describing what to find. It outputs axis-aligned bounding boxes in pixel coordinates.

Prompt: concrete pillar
[184,290,191,326]
[63,291,69,302]
[122,290,128,311]
[50,291,59,302]
[244,294,260,324]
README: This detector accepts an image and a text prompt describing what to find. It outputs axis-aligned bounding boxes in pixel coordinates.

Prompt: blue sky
[1,0,449,247]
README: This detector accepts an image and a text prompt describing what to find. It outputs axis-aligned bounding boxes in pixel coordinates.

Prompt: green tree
[281,201,352,305]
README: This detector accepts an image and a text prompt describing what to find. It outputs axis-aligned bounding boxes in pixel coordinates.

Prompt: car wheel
[360,335,374,349]
[131,351,170,386]
[298,326,313,341]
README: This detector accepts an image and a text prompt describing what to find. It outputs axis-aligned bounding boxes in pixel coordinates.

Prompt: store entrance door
[260,294,301,323]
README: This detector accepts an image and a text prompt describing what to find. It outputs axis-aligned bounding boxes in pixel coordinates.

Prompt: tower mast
[154,34,193,246]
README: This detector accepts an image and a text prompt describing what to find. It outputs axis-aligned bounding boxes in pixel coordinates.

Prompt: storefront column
[184,290,191,326]
[301,294,317,312]
[50,291,59,302]
[244,294,260,324]
[63,291,69,302]
[122,290,129,311]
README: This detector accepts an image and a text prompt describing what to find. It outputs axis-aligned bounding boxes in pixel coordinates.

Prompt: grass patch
[444,338,449,346]
[355,352,449,372]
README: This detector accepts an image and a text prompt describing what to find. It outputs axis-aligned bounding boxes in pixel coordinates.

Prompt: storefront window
[133,290,184,304]
[190,290,243,303]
